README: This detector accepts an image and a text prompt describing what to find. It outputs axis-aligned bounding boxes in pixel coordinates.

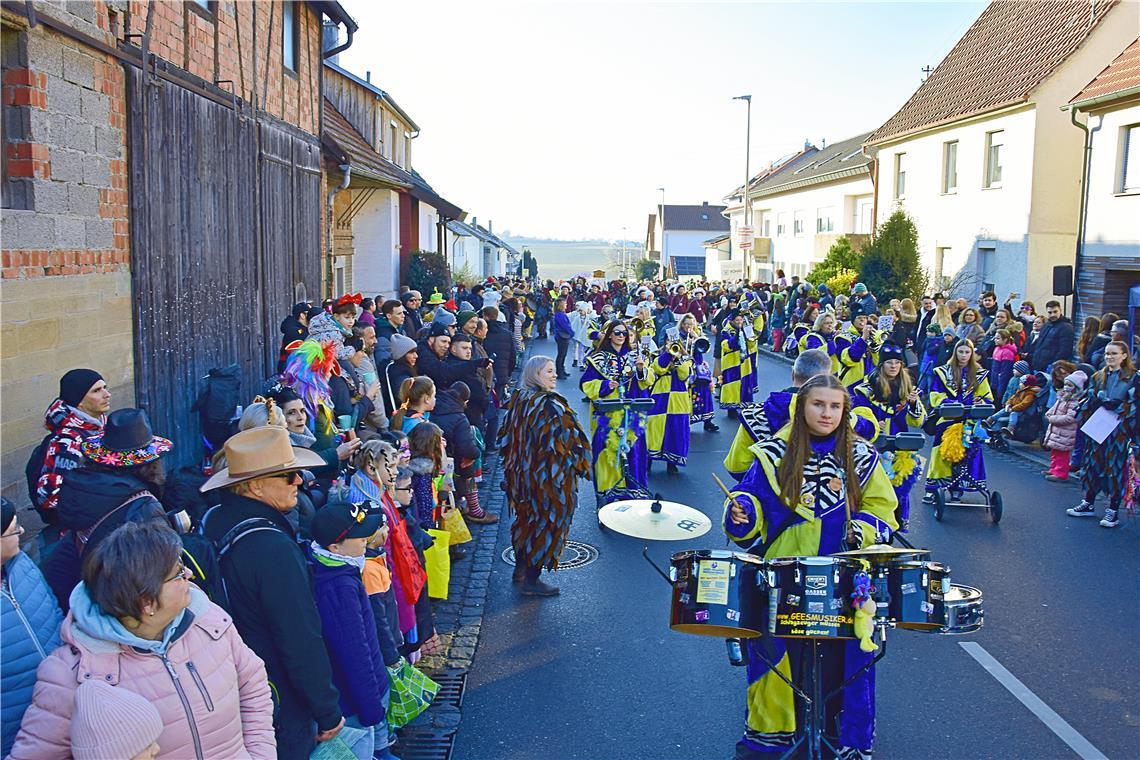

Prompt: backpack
[24,431,54,510]
[192,365,243,455]
[190,505,288,612]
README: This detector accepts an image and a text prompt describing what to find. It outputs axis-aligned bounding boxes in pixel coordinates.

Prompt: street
[456,338,1139,760]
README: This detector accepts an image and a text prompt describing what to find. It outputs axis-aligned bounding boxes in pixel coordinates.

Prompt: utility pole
[621,225,628,279]
[656,186,665,274]
[733,94,752,278]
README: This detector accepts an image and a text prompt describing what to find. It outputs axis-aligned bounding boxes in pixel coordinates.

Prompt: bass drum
[764,556,860,639]
[669,550,766,638]
[885,561,953,631]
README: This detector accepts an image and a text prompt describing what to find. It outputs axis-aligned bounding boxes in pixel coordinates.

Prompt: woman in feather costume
[499,356,591,596]
[282,338,358,482]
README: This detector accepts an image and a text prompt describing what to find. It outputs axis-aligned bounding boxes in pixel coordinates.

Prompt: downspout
[861,144,878,240]
[326,163,351,298]
[1068,107,1092,320]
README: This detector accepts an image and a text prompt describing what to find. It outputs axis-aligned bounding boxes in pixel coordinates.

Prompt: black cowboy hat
[81,408,172,467]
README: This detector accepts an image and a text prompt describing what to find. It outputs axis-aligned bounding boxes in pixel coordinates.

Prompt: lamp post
[656,186,665,274]
[621,225,628,279]
[733,94,751,279]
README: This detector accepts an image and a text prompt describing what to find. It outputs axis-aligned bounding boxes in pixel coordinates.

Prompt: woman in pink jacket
[11,521,275,760]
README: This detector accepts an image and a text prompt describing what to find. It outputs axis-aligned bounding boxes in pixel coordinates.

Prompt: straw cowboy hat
[200,426,325,492]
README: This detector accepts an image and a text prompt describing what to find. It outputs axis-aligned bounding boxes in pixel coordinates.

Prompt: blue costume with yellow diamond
[924,363,992,492]
[646,349,693,466]
[580,343,654,504]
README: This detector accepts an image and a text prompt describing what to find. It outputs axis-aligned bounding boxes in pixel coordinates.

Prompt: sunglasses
[612,330,628,336]
[271,471,304,485]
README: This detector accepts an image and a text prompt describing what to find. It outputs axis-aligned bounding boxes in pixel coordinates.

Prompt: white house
[864,0,1138,307]
[1066,36,1140,325]
[445,218,519,280]
[650,202,730,277]
[724,132,874,283]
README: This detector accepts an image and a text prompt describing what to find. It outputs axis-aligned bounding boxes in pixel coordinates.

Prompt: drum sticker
[829,598,844,610]
[695,560,731,605]
[786,594,801,607]
[901,582,917,595]
[808,602,824,614]
[726,608,740,622]
[805,576,828,596]
[679,593,691,604]
[694,610,710,622]
[921,601,934,614]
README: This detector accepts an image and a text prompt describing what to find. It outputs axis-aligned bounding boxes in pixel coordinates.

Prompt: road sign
[738,226,753,250]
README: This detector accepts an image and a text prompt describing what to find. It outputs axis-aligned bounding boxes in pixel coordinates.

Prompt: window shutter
[1123,125,1139,192]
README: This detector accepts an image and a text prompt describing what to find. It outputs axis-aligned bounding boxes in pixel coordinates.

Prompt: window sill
[1112,189,1140,197]
[284,67,299,80]
[940,190,958,196]
[186,2,216,22]
[982,184,1002,191]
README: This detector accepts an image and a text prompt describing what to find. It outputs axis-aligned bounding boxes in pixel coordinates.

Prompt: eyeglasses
[2,524,25,539]
[164,559,188,584]
[395,486,413,492]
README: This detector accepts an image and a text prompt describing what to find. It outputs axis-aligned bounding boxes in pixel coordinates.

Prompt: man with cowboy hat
[199,427,344,758]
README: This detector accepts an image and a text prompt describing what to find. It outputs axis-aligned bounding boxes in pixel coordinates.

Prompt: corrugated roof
[868,0,1119,145]
[1071,36,1140,105]
[672,256,706,276]
[661,204,731,232]
[323,98,410,188]
[748,132,871,199]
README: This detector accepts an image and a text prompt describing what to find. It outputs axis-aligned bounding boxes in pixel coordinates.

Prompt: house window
[978,245,996,292]
[282,1,298,73]
[776,212,788,237]
[334,261,345,294]
[760,213,771,238]
[942,140,958,193]
[984,130,1003,187]
[816,207,835,233]
[390,123,399,164]
[934,247,951,292]
[894,153,906,199]
[1121,124,1140,193]
[793,211,805,236]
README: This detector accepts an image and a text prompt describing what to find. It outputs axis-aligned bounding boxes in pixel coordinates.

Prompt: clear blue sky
[338,1,987,240]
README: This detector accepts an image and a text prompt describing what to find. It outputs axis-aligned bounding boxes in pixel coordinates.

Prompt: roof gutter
[1064,85,1140,112]
[315,1,358,59]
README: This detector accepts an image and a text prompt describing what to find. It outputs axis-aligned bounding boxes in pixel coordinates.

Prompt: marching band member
[682,314,718,432]
[580,320,654,504]
[836,313,884,388]
[798,312,839,370]
[718,311,753,413]
[569,301,596,370]
[724,374,898,760]
[646,336,693,474]
[924,338,993,500]
[852,342,926,532]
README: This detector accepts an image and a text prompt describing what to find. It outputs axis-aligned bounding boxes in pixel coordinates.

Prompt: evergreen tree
[635,258,660,280]
[859,209,927,301]
[807,235,863,287]
[406,250,451,295]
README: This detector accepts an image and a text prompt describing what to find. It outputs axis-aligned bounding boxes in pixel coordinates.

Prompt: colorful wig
[282,339,339,432]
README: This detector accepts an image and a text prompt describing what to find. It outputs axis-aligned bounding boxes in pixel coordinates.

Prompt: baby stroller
[985,372,1048,453]
[929,402,1004,524]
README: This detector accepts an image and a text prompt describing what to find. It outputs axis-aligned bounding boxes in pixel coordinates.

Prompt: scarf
[289,427,317,449]
[310,541,366,572]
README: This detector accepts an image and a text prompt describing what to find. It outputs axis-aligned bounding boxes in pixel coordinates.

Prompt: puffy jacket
[1043,394,1081,451]
[1030,316,1075,370]
[482,321,516,389]
[10,585,274,760]
[377,358,416,419]
[34,400,105,516]
[432,391,479,464]
[415,341,482,391]
[1,553,63,757]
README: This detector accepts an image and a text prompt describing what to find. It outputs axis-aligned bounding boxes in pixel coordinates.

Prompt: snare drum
[764,556,859,639]
[669,550,766,638]
[941,585,984,634]
[885,561,953,631]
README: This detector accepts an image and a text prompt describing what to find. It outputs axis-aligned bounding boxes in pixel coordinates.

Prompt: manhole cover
[501,540,599,570]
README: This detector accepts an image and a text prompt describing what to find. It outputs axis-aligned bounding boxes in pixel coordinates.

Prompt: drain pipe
[1068,107,1092,320]
[326,163,351,299]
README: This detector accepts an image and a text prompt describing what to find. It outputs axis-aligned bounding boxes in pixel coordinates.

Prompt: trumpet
[692,336,711,355]
[666,340,685,359]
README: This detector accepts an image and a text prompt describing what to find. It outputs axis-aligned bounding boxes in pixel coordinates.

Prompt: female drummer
[724,373,899,759]
[646,330,693,474]
[580,320,653,504]
[852,341,926,532]
[923,338,993,500]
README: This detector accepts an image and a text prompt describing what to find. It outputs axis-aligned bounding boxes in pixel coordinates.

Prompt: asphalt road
[455,339,1139,760]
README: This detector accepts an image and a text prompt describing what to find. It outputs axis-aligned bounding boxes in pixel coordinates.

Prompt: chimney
[702,201,709,206]
[821,138,827,149]
[366,71,371,83]
[488,220,494,234]
[471,216,477,229]
[322,21,341,64]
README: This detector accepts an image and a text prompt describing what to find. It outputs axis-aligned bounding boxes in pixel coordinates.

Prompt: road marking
[959,642,1108,760]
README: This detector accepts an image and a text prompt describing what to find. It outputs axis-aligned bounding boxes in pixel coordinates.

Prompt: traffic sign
[738,225,753,250]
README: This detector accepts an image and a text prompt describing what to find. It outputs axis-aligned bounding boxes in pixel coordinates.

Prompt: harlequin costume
[852,343,926,530]
[718,322,753,410]
[723,427,898,758]
[646,349,693,467]
[498,387,591,570]
[799,329,838,372]
[1079,366,1139,515]
[580,327,654,503]
[836,326,884,388]
[924,362,993,493]
[690,343,716,424]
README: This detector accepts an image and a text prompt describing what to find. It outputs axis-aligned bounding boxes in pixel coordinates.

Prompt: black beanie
[1,497,15,534]
[59,368,103,407]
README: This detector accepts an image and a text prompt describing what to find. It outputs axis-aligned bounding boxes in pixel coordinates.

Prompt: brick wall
[1,8,133,512]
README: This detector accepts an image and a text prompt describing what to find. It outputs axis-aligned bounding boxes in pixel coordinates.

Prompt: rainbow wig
[282,339,339,433]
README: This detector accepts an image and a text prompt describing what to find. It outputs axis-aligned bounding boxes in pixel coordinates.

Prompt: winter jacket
[377,358,416,419]
[373,316,402,366]
[1,553,63,757]
[10,585,274,760]
[34,400,105,516]
[415,341,482,391]
[1007,383,1042,413]
[310,553,388,727]
[42,467,167,611]
[553,310,574,341]
[992,343,1018,363]
[1043,394,1081,451]
[482,321,516,390]
[443,355,488,424]
[432,392,479,464]
[278,315,308,373]
[1030,316,1075,371]
[848,292,879,320]
[330,359,375,429]
[307,310,350,349]
[200,491,342,734]
[1087,332,1112,367]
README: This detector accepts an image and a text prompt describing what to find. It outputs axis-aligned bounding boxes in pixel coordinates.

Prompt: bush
[825,268,859,296]
[859,210,927,302]
[808,236,863,287]
[406,250,451,296]
[452,261,475,287]
[636,258,660,280]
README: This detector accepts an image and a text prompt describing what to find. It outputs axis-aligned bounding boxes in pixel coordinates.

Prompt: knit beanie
[71,680,163,760]
[456,310,478,330]
[1013,360,1030,375]
[429,320,451,338]
[60,369,103,407]
[390,334,417,361]
[434,309,457,327]
[1065,370,1087,390]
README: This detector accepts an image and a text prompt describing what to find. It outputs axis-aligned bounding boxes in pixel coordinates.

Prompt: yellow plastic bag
[424,527,451,600]
[442,506,472,546]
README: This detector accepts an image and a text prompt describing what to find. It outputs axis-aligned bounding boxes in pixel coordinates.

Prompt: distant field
[506,239,643,281]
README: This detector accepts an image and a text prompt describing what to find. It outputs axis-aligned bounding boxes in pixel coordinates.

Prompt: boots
[704,420,720,432]
[521,578,560,596]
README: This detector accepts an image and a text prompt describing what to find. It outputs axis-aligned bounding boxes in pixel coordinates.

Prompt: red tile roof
[1071,36,1140,105]
[868,0,1119,145]
[322,98,410,189]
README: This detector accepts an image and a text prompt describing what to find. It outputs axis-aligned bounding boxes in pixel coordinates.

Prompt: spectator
[278,302,313,373]
[1,498,63,757]
[954,308,985,345]
[1076,316,1103,364]
[41,409,173,611]
[69,680,163,760]
[33,369,111,521]
[448,334,488,426]
[200,427,343,758]
[391,377,436,434]
[468,284,485,312]
[357,297,377,328]
[456,309,479,336]
[915,295,937,356]
[374,299,408,365]
[1090,317,1126,367]
[481,307,516,397]
[892,298,918,361]
[552,297,575,378]
[990,329,1019,401]
[308,294,358,348]
[1013,299,1037,335]
[1029,300,1075,371]
[11,521,276,760]
[417,322,485,390]
[978,291,999,327]
[378,335,419,420]
[1043,370,1086,482]
[330,336,378,435]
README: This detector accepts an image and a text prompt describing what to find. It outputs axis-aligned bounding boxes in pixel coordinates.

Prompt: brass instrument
[692,336,711,355]
[666,340,685,360]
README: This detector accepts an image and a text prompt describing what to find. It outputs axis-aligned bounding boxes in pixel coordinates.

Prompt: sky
[337,1,988,241]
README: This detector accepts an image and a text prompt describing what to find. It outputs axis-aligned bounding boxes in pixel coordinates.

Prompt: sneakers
[1099,508,1119,528]
[703,420,720,432]
[1066,500,1096,517]
[1044,474,1068,482]
[521,578,560,596]
[898,519,910,534]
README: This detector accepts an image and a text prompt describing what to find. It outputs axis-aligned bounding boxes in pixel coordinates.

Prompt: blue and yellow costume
[740,311,765,400]
[724,427,898,758]
[924,362,993,492]
[836,326,884,388]
[690,344,716,423]
[852,345,926,530]
[646,349,693,466]
[799,329,838,371]
[719,323,753,410]
[580,337,654,504]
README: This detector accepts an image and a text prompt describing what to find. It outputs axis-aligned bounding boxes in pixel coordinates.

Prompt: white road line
[959,642,1109,760]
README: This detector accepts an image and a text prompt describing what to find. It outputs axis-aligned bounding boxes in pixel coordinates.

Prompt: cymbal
[834,544,930,561]
[598,498,711,541]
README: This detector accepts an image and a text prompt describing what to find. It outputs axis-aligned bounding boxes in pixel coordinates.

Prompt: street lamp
[621,225,628,279]
[733,95,751,278]
[656,186,665,274]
